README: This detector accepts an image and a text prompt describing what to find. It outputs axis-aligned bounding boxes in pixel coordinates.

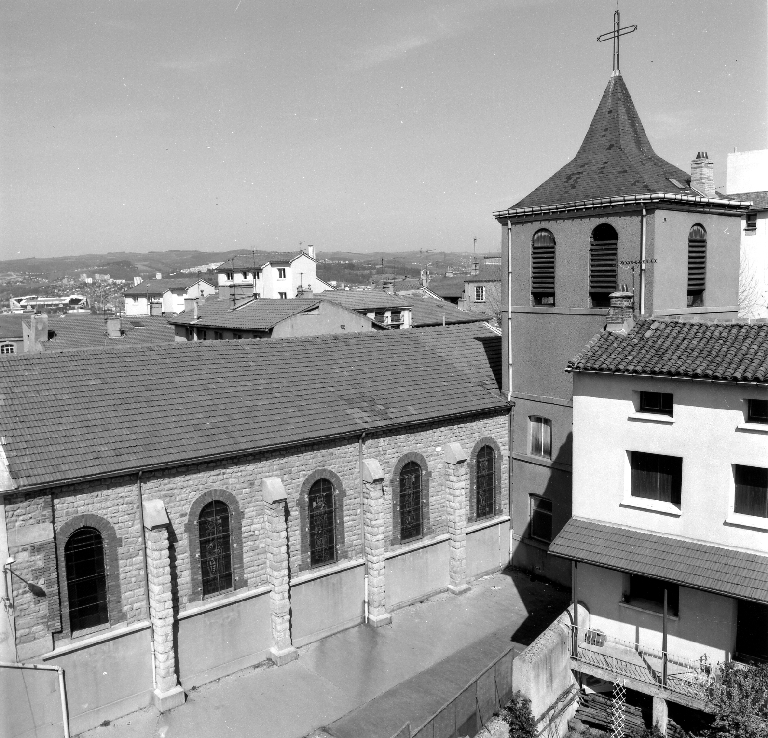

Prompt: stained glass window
[309,478,336,566]
[198,500,233,596]
[476,446,495,519]
[400,461,423,541]
[65,527,109,631]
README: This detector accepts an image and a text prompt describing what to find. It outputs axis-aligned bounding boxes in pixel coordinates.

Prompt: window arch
[198,500,233,596]
[531,229,556,306]
[65,527,109,632]
[308,478,336,566]
[476,446,496,519]
[589,224,618,307]
[399,461,423,541]
[687,224,707,307]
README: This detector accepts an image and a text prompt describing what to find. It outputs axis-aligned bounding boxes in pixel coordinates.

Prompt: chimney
[25,313,49,352]
[133,276,143,286]
[184,297,199,320]
[155,272,162,280]
[106,317,122,338]
[691,152,715,198]
[382,279,394,295]
[470,260,479,276]
[306,244,316,259]
[606,289,635,334]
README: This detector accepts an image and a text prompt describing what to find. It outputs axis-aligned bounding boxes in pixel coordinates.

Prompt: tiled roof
[41,315,177,351]
[0,314,25,339]
[168,298,320,330]
[428,277,468,300]
[409,298,491,327]
[216,252,310,271]
[464,268,501,284]
[727,191,768,210]
[567,319,768,384]
[550,518,768,604]
[124,278,211,296]
[512,74,694,209]
[316,290,413,311]
[0,324,506,489]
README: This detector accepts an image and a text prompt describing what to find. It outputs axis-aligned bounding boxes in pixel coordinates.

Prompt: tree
[705,661,768,738]
[500,690,537,738]
[739,247,767,319]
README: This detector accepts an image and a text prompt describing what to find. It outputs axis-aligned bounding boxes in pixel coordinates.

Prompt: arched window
[309,478,336,566]
[531,229,556,306]
[687,224,707,307]
[476,446,496,519]
[399,461,423,541]
[589,224,618,307]
[65,527,109,632]
[198,500,233,596]
[0,343,15,354]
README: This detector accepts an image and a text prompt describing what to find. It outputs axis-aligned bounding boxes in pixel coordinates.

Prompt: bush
[704,661,768,738]
[500,691,536,738]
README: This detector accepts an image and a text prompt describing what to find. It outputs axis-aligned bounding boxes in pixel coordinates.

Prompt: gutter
[566,368,767,386]
[3,405,510,496]
[494,192,753,220]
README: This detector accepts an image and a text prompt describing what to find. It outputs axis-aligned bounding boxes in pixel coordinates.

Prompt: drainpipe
[506,221,513,401]
[507,404,514,534]
[136,471,157,690]
[639,207,647,315]
[0,661,70,738]
[571,561,578,656]
[358,431,368,624]
[662,587,668,686]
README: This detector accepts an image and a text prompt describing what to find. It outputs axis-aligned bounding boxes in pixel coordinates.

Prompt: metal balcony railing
[568,625,714,701]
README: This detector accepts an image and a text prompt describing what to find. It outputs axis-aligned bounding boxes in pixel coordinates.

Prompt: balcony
[568,625,714,709]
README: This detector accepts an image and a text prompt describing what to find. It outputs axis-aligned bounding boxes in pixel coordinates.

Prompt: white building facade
[123,279,216,316]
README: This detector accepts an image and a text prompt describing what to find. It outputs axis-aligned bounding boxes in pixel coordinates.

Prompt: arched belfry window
[399,461,423,541]
[198,500,233,596]
[65,527,109,632]
[309,478,336,566]
[476,446,496,519]
[589,224,619,307]
[687,224,707,307]
[531,229,556,306]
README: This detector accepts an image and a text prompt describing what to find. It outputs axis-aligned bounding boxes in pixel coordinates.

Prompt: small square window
[746,212,757,231]
[532,295,554,306]
[475,286,486,302]
[530,417,551,459]
[278,292,287,299]
[735,465,768,518]
[529,495,552,543]
[214,331,224,340]
[277,268,287,279]
[748,399,768,424]
[639,391,673,416]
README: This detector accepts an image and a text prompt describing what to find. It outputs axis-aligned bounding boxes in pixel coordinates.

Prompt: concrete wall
[740,209,768,319]
[386,539,450,610]
[467,518,510,580]
[124,295,149,316]
[1,665,64,738]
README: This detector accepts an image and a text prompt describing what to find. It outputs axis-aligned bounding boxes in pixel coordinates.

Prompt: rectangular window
[0,344,15,354]
[734,465,768,518]
[627,574,679,616]
[233,332,243,340]
[241,271,248,279]
[390,310,402,325]
[639,391,673,416]
[529,495,552,542]
[278,292,287,299]
[373,310,386,324]
[748,399,768,424]
[199,329,207,340]
[630,452,682,505]
[475,286,486,302]
[530,417,552,459]
[214,331,224,340]
[746,212,758,232]
[277,268,286,279]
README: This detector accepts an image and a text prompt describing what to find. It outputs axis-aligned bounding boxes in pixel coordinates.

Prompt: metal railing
[568,625,713,701]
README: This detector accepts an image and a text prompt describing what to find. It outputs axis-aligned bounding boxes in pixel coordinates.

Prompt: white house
[551,304,768,722]
[123,278,216,316]
[216,248,332,300]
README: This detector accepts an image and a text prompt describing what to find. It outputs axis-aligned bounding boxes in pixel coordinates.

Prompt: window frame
[308,478,337,567]
[734,465,768,519]
[747,399,768,425]
[0,343,15,354]
[64,527,110,633]
[589,224,619,308]
[475,445,496,519]
[529,495,553,543]
[391,452,431,546]
[278,292,287,299]
[687,224,707,307]
[299,469,347,572]
[529,416,552,459]
[624,574,679,617]
[745,212,758,232]
[531,228,556,306]
[475,285,486,303]
[630,451,682,506]
[639,391,673,417]
[277,268,287,279]
[198,499,234,598]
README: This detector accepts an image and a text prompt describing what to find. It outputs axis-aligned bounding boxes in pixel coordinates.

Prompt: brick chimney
[606,289,635,334]
[691,152,715,198]
[106,317,122,338]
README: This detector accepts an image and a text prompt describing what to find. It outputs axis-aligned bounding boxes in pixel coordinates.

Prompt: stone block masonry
[445,442,470,595]
[363,459,391,627]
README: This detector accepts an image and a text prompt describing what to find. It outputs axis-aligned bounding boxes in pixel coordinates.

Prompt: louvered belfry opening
[687,224,707,307]
[531,229,556,306]
[589,224,619,308]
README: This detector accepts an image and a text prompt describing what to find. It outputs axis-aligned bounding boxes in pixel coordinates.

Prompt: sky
[1,0,766,259]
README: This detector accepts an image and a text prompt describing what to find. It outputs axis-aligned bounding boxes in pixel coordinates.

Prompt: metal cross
[597,9,637,73]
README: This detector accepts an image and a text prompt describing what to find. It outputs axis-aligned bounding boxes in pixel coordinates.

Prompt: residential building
[428,276,468,306]
[168,296,380,340]
[493,70,750,584]
[551,315,768,721]
[316,290,414,329]
[0,314,26,354]
[123,278,216,316]
[726,149,768,319]
[216,249,332,301]
[0,324,511,735]
[460,268,501,316]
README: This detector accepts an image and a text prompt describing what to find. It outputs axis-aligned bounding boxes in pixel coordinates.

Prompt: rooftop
[124,277,212,296]
[727,191,768,210]
[409,298,492,328]
[316,290,413,311]
[168,298,320,330]
[216,251,312,271]
[40,315,177,351]
[0,324,505,489]
[509,74,695,210]
[567,318,768,384]
[0,314,24,339]
[427,277,468,300]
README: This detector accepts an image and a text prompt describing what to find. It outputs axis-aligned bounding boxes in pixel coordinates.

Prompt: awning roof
[550,518,768,604]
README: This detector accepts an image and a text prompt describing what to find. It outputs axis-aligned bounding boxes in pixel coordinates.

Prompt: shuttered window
[687,224,706,307]
[531,229,555,306]
[589,224,618,307]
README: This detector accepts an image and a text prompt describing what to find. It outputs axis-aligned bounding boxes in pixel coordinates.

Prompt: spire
[512,75,694,209]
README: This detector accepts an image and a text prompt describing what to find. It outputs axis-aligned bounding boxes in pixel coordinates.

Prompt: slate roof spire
[512,74,694,209]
